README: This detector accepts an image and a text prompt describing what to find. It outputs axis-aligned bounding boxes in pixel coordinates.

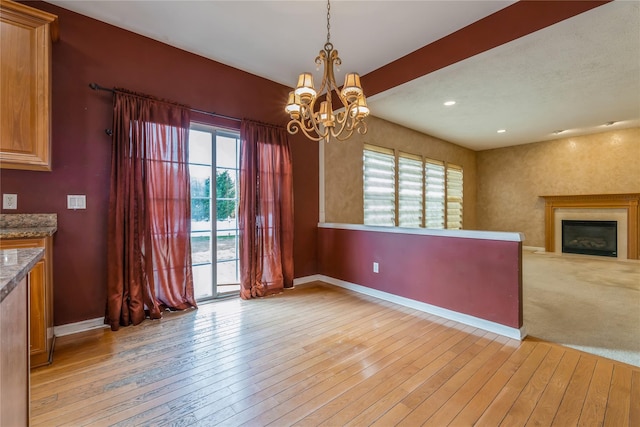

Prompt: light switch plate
[3,194,17,209]
[67,195,87,210]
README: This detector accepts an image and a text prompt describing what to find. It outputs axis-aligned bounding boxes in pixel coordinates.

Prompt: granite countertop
[0,227,57,239]
[0,247,45,303]
[0,213,57,239]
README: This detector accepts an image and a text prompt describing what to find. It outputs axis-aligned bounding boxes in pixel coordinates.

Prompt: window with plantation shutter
[446,164,463,229]
[363,145,395,226]
[398,153,423,227]
[425,159,445,229]
[361,146,463,230]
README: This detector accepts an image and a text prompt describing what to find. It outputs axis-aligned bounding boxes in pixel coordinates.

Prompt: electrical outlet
[373,262,379,273]
[3,194,17,210]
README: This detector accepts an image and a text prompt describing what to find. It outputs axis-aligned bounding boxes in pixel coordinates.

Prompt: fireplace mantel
[540,193,639,259]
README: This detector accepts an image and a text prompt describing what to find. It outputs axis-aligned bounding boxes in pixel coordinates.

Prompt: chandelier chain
[326,0,331,44]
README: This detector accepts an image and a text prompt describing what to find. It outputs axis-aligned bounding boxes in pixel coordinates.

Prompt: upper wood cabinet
[0,0,58,171]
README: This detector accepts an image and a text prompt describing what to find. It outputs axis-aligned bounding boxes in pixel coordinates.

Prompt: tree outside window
[216,170,236,220]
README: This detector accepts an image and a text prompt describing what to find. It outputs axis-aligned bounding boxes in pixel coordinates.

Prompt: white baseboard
[55,275,527,341]
[293,275,325,287]
[54,317,108,337]
[313,275,527,341]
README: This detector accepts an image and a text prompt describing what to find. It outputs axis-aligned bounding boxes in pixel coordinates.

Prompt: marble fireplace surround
[541,194,640,260]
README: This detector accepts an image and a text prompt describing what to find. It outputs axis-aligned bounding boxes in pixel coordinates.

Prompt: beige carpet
[523,248,640,367]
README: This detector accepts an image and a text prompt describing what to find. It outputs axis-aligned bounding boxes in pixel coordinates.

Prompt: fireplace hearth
[562,220,617,257]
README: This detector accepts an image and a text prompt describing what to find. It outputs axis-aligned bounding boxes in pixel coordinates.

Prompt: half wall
[317,223,524,336]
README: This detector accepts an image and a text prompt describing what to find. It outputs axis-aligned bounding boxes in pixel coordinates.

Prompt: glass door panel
[188,126,240,300]
[192,263,213,299]
[216,135,239,168]
[214,133,240,294]
[216,229,239,286]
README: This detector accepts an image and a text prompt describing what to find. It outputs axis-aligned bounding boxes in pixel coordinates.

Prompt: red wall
[0,2,318,325]
[318,227,522,328]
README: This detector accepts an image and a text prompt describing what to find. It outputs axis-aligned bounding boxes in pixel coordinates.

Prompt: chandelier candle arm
[285,0,369,143]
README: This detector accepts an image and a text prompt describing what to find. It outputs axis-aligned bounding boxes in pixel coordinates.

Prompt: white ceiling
[47,0,640,151]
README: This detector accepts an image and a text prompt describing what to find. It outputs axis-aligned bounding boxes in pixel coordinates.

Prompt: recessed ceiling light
[497,129,506,134]
[443,101,456,106]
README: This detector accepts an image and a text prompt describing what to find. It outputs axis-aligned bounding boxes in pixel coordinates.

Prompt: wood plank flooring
[30,282,639,426]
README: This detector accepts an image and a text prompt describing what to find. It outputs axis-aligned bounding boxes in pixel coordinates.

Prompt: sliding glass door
[189,125,240,300]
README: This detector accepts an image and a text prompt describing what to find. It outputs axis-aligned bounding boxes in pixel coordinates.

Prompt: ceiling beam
[362,0,612,97]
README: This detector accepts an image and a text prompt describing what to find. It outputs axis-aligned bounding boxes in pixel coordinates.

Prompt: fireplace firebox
[561,220,617,257]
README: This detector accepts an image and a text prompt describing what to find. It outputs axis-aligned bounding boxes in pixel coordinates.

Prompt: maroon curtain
[106,89,197,331]
[239,120,294,299]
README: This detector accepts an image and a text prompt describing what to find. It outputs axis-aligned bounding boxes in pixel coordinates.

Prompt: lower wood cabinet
[0,237,54,367]
[0,275,29,426]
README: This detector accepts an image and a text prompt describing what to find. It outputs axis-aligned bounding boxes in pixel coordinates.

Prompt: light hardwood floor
[31,282,640,426]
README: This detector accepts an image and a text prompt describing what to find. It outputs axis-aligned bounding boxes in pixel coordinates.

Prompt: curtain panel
[106,89,197,331]
[239,120,294,299]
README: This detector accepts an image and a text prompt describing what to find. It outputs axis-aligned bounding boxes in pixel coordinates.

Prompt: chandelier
[285,0,370,142]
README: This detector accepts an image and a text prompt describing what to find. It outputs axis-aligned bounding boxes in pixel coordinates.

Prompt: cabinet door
[0,276,29,427]
[0,0,57,171]
[0,237,53,366]
[29,260,46,355]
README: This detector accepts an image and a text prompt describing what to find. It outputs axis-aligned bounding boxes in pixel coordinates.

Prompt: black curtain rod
[89,83,242,123]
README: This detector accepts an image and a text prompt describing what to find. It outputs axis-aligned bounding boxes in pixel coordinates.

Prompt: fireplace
[541,193,640,260]
[562,220,617,257]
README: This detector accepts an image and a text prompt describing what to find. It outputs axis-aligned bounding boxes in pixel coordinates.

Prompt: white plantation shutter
[361,146,464,230]
[424,159,445,229]
[398,153,423,227]
[363,146,395,226]
[446,164,463,229]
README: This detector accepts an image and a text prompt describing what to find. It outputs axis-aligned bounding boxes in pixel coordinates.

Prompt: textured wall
[476,128,640,247]
[324,116,477,228]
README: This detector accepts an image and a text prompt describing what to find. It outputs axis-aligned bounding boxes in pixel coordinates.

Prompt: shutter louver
[446,165,463,229]
[425,160,445,229]
[363,147,395,226]
[398,154,423,228]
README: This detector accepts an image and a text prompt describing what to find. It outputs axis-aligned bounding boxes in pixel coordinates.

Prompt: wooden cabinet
[0,237,54,367]
[0,275,30,426]
[0,0,58,171]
